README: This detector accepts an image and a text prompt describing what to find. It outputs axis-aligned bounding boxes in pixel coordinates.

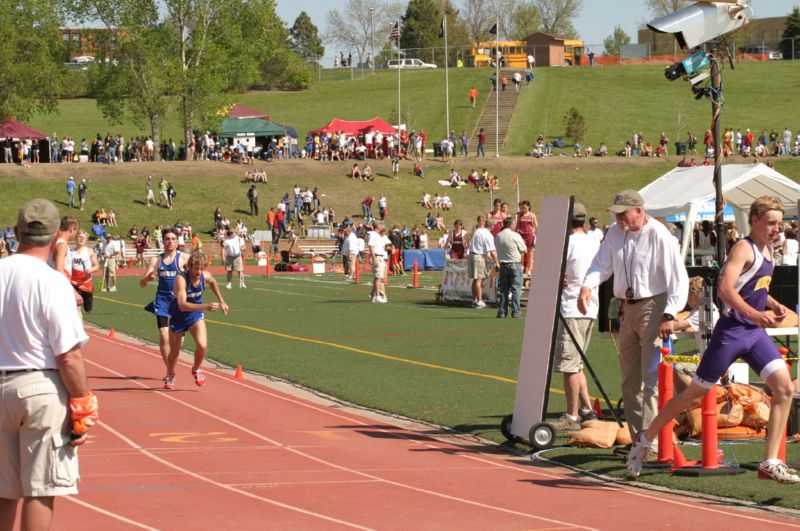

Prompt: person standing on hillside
[468,87,478,108]
[77,179,87,211]
[460,130,469,158]
[158,177,169,207]
[477,128,486,158]
[145,176,155,206]
[0,199,97,531]
[247,185,259,217]
[66,176,76,208]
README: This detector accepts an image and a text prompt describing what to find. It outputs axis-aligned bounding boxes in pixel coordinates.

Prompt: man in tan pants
[578,190,688,453]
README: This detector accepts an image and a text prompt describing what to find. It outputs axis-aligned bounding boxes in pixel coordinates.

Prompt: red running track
[52,328,800,530]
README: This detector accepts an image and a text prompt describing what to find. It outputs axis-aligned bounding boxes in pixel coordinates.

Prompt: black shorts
[73,285,94,313]
[156,315,169,329]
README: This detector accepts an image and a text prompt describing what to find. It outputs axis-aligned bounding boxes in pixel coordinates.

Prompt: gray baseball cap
[572,202,587,220]
[16,199,60,237]
[608,190,644,214]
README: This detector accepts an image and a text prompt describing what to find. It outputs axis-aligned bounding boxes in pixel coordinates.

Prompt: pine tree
[563,107,586,144]
[290,11,325,60]
[400,0,441,64]
[780,7,800,61]
[603,25,631,56]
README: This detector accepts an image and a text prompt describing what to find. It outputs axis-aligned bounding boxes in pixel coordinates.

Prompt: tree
[781,7,800,61]
[0,0,64,120]
[325,0,403,66]
[563,107,585,144]
[644,0,688,18]
[603,25,631,56]
[400,0,442,63]
[461,0,492,49]
[509,1,542,40]
[533,0,582,38]
[290,11,325,60]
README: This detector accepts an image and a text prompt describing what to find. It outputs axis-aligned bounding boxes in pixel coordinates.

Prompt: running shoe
[551,413,582,431]
[192,368,206,387]
[475,301,486,308]
[226,283,232,289]
[579,408,598,421]
[240,282,246,289]
[375,296,388,304]
[758,462,800,484]
[626,431,651,478]
[163,374,175,390]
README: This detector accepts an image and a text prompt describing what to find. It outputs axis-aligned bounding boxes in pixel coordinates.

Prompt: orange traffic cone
[355,262,361,284]
[413,260,420,288]
[593,398,604,419]
[234,364,244,381]
[108,327,116,339]
[669,444,698,472]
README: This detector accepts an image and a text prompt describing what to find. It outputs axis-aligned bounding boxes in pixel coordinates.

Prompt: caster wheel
[529,422,555,450]
[500,414,514,441]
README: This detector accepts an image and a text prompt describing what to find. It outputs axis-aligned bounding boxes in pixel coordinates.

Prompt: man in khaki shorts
[367,223,390,303]
[468,215,498,308]
[0,199,98,529]
[221,230,245,289]
[552,203,601,430]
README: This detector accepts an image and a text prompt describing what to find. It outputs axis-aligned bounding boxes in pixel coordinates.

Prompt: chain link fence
[309,36,799,82]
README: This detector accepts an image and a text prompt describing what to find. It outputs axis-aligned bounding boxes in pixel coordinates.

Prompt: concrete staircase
[472,69,523,156]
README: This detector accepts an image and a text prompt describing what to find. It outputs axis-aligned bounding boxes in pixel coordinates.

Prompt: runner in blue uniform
[165,251,228,389]
[140,227,189,387]
[627,196,798,483]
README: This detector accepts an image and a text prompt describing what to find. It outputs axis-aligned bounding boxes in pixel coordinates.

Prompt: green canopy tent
[219,117,286,138]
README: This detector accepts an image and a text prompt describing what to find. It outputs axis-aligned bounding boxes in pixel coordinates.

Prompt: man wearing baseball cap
[578,190,688,453]
[0,199,97,529]
[552,202,602,430]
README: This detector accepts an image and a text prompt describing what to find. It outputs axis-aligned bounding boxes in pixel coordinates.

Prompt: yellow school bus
[467,41,529,68]
[563,39,584,66]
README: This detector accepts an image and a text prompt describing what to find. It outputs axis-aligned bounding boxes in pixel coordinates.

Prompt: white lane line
[85,341,593,530]
[64,496,159,530]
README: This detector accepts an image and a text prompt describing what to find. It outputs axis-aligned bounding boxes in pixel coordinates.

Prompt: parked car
[740,45,783,60]
[386,58,437,69]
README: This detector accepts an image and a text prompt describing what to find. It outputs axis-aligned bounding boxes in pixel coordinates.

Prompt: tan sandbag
[742,402,770,429]
[615,423,632,446]
[567,427,618,448]
[718,425,766,440]
[685,401,743,435]
[581,419,618,430]
[727,383,766,407]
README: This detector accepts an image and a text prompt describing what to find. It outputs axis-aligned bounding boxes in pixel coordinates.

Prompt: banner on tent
[666,200,734,223]
[441,258,497,303]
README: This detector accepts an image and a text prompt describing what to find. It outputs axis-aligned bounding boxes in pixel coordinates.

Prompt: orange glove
[70,393,99,429]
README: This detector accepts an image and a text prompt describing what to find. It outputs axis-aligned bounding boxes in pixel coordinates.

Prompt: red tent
[228,104,269,120]
[0,118,47,140]
[310,118,396,137]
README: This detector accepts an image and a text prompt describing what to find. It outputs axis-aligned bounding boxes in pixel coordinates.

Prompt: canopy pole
[711,49,725,264]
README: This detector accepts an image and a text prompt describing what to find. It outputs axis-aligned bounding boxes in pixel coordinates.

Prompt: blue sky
[276,0,797,54]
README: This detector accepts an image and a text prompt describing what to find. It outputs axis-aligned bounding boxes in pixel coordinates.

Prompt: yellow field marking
[149,431,238,443]
[95,296,574,396]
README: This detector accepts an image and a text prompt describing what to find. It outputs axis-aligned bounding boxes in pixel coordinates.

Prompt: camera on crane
[647,1,750,50]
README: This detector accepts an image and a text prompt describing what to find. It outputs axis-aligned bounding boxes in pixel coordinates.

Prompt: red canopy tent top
[228,104,269,120]
[0,119,47,140]
[309,118,397,137]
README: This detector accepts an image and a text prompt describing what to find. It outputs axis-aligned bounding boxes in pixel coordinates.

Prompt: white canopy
[639,163,800,258]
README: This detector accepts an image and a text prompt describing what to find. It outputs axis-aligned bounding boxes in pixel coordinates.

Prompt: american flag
[389,22,400,42]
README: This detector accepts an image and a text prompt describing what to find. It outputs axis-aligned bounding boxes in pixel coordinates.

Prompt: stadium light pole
[494,7,499,157]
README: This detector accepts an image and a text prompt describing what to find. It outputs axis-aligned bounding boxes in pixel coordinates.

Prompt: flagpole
[397,19,401,153]
[495,10,499,157]
[444,15,450,138]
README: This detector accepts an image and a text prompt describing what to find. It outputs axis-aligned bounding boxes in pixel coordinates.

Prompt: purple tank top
[723,237,773,325]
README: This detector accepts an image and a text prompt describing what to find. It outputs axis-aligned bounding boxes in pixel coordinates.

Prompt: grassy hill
[29,61,800,158]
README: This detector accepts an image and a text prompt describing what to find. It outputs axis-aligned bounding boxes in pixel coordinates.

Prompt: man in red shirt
[477,128,486,157]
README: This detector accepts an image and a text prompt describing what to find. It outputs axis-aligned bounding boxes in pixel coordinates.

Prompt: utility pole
[370,7,375,73]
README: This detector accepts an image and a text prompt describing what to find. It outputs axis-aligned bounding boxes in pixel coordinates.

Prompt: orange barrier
[412,260,420,288]
[592,398,604,419]
[108,327,116,339]
[265,254,271,277]
[700,387,720,469]
[355,262,360,284]
[657,359,675,465]
[234,364,245,381]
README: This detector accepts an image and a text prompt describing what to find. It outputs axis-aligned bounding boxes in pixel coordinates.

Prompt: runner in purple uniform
[627,196,799,483]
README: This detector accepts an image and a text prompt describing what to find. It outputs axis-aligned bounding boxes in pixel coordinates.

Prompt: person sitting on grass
[413,163,424,178]
[449,168,461,187]
[350,164,362,180]
[363,163,373,181]
[626,196,800,484]
[435,212,447,232]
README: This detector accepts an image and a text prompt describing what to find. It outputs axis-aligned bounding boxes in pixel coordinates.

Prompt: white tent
[639,163,800,259]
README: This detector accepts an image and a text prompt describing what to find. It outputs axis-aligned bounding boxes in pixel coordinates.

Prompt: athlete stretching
[140,227,189,388]
[627,196,799,484]
[166,251,228,388]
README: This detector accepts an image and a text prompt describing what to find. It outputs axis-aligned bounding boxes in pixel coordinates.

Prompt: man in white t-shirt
[342,225,360,280]
[587,217,604,243]
[103,234,121,292]
[221,230,245,289]
[367,223,391,303]
[553,203,601,430]
[0,199,97,529]
[468,215,499,308]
